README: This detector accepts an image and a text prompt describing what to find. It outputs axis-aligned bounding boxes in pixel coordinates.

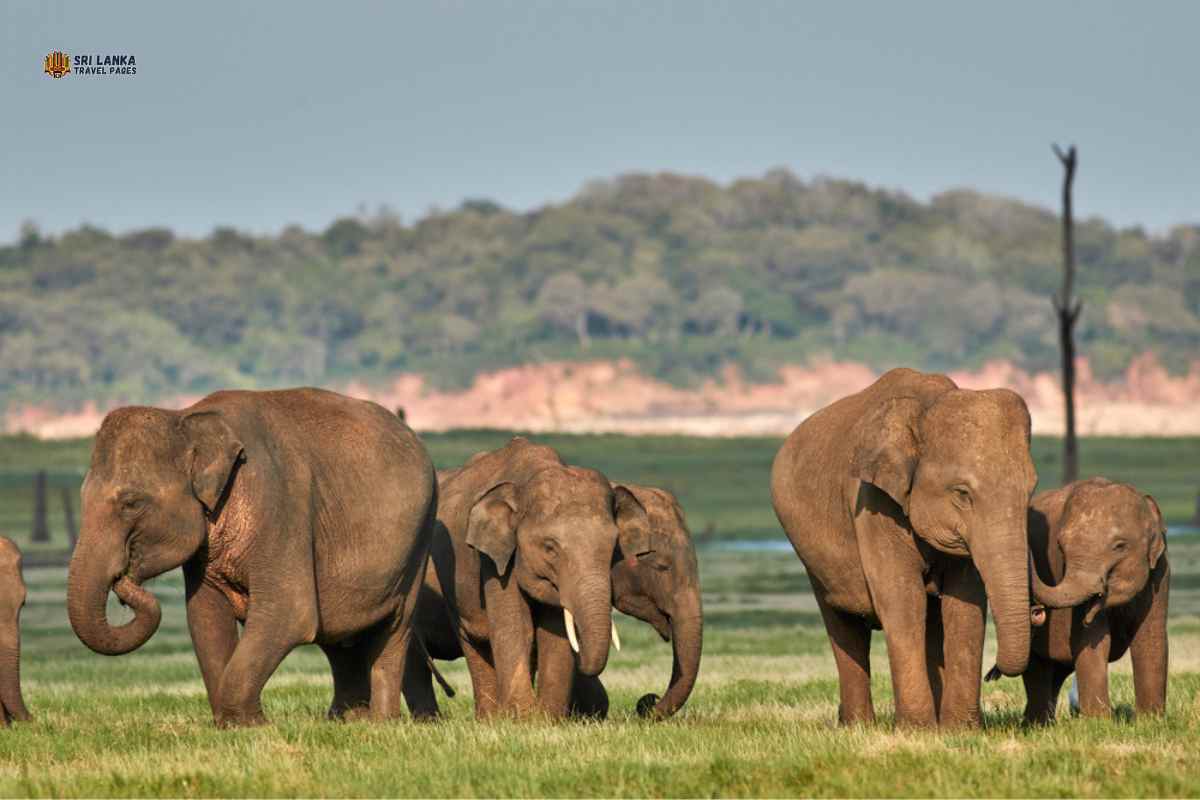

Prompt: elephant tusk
[611,617,621,651]
[564,607,580,653]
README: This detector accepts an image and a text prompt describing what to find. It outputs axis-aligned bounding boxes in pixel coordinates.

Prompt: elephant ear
[613,485,654,559]
[1144,494,1166,569]
[849,397,922,514]
[467,482,519,575]
[181,411,244,515]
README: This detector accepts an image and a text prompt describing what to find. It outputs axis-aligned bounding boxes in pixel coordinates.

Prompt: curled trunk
[569,573,612,676]
[973,526,1031,677]
[67,538,161,656]
[1030,553,1102,609]
[639,589,702,719]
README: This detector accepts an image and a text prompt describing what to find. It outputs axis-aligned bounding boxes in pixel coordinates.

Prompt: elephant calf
[67,388,437,727]
[989,478,1169,722]
[0,537,31,726]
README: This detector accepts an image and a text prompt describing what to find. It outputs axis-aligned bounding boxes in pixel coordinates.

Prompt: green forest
[2,169,1198,412]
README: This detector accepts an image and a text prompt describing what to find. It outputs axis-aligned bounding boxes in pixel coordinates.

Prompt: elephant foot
[215,708,268,728]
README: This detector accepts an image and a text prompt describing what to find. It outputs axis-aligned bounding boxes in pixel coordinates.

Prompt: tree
[1052,144,1082,485]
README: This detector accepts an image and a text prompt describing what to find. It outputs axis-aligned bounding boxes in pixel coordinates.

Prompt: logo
[42,51,138,79]
[43,51,71,78]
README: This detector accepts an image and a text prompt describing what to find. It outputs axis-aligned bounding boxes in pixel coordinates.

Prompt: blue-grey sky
[3,1,1197,243]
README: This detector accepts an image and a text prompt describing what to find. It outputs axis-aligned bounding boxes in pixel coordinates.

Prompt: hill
[2,169,1198,414]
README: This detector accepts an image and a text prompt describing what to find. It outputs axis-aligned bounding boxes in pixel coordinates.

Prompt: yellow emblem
[44,52,71,79]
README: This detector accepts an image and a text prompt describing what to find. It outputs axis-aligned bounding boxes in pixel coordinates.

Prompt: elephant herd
[0,367,1170,731]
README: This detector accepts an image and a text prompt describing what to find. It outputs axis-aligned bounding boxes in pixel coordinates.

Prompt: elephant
[67,388,437,727]
[770,368,1038,728]
[406,477,704,720]
[0,537,31,726]
[552,483,704,721]
[401,438,652,719]
[987,478,1169,722]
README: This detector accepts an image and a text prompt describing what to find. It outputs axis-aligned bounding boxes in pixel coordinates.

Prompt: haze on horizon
[2,1,1198,242]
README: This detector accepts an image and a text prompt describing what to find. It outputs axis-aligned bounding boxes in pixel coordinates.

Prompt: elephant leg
[815,589,875,725]
[935,560,986,728]
[534,604,576,718]
[1072,612,1112,718]
[461,636,500,720]
[322,641,371,719]
[860,569,934,727]
[924,597,944,722]
[184,564,240,718]
[481,565,537,717]
[1020,655,1059,724]
[402,637,440,721]
[214,613,309,727]
[1049,663,1072,717]
[1129,563,1169,716]
[365,567,428,721]
[570,673,609,719]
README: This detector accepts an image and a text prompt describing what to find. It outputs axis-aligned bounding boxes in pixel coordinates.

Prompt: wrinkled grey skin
[991,479,1169,722]
[771,368,1038,728]
[0,537,31,726]
[405,476,703,721]
[401,439,652,719]
[67,388,436,727]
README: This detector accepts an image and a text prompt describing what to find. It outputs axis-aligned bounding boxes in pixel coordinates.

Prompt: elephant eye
[950,485,972,509]
[1112,540,1128,552]
[116,492,147,516]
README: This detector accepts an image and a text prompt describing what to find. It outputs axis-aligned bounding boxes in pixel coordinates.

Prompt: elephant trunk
[0,627,30,723]
[972,518,1031,677]
[567,572,612,677]
[67,536,161,656]
[641,588,703,720]
[1030,553,1104,610]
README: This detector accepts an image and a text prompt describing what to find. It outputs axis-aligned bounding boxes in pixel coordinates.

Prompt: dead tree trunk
[31,470,50,543]
[1053,144,1082,485]
[61,486,78,550]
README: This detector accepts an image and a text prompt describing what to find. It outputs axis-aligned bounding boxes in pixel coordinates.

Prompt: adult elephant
[403,438,651,719]
[67,388,436,727]
[771,368,1038,728]
[0,537,31,725]
[990,478,1169,722]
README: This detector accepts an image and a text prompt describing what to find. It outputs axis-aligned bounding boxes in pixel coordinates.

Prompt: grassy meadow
[0,431,1198,796]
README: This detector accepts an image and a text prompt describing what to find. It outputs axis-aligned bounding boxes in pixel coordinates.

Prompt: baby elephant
[990,478,1169,722]
[1,537,31,725]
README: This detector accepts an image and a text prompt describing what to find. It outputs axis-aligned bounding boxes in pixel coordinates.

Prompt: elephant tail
[429,656,456,698]
[413,633,456,698]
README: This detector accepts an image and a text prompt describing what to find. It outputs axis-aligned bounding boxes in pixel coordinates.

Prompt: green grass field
[0,431,1198,796]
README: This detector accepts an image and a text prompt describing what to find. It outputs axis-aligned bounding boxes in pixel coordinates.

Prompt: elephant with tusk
[0,538,31,726]
[554,483,704,721]
[405,474,703,722]
[985,478,1169,722]
[66,388,437,727]
[402,438,651,719]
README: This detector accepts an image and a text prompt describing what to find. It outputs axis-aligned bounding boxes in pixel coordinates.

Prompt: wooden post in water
[31,470,50,543]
